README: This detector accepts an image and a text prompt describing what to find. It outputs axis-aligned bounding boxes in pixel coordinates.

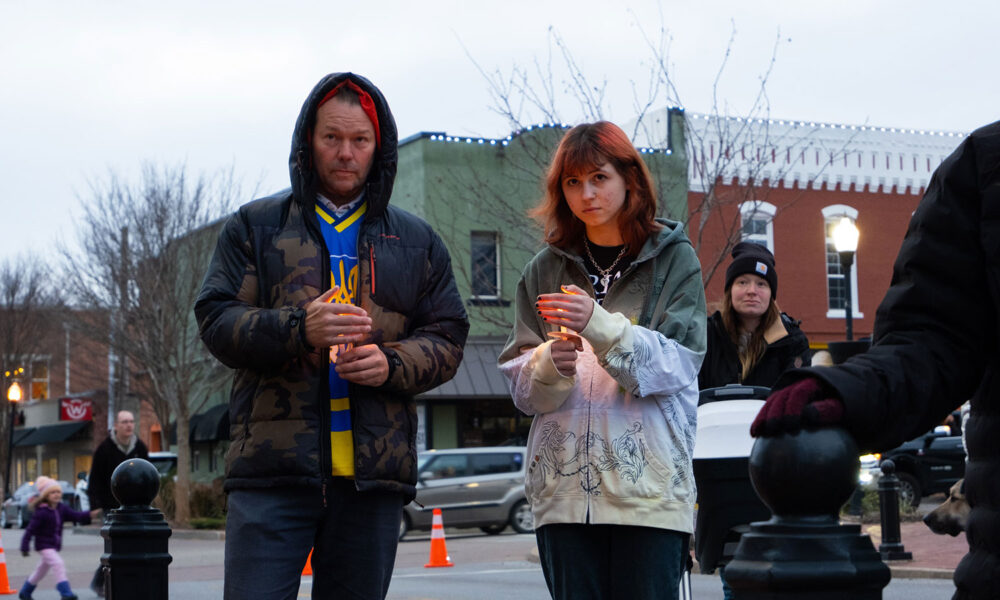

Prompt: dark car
[875,426,966,507]
[1,480,79,529]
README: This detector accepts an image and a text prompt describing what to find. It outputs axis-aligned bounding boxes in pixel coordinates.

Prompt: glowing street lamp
[5,381,22,501]
[833,217,860,341]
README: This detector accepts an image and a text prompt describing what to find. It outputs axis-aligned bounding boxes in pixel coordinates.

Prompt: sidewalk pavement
[525,511,968,581]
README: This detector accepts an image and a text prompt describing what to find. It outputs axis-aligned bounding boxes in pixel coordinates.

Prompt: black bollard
[100,458,173,600]
[724,427,891,599]
[877,460,912,560]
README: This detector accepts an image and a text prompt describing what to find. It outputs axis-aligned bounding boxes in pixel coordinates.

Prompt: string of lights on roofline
[422,111,966,152]
[687,112,967,138]
[425,122,671,155]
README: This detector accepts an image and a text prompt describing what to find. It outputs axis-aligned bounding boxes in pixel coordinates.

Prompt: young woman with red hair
[499,121,707,600]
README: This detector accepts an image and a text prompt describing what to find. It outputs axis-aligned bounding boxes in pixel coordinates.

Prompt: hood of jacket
[289,72,399,219]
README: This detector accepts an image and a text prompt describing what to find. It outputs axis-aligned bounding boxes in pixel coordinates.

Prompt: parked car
[1,480,79,529]
[148,451,178,476]
[866,426,966,507]
[400,447,531,539]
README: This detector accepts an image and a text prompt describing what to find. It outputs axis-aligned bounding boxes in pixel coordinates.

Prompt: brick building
[635,110,967,348]
[5,310,157,490]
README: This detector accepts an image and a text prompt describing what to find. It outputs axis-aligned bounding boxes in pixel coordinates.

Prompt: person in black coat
[697,242,809,600]
[699,242,810,391]
[752,120,1000,600]
[87,410,148,597]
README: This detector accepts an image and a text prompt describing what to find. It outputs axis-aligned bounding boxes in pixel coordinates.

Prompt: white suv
[400,447,531,539]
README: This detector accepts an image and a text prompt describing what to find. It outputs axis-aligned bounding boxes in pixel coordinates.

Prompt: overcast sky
[2,0,996,263]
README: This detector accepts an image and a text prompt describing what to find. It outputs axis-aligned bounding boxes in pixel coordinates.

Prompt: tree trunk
[173,407,191,527]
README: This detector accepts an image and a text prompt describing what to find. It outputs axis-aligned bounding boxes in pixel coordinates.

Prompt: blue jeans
[719,564,734,600]
[224,480,404,600]
[535,523,686,600]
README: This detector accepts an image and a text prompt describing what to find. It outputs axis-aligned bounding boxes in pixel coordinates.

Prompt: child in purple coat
[18,476,101,600]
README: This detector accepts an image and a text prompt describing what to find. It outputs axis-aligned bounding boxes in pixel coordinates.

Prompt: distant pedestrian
[87,410,148,596]
[18,476,101,600]
[73,472,89,512]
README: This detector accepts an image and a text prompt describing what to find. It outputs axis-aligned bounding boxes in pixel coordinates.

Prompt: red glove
[750,378,845,437]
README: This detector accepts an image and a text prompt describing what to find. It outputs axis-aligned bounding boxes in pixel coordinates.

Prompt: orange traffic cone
[302,548,313,576]
[0,528,16,594]
[424,508,454,568]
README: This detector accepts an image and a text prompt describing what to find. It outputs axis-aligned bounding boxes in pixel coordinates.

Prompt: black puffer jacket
[699,311,809,390]
[774,120,1000,600]
[195,73,469,500]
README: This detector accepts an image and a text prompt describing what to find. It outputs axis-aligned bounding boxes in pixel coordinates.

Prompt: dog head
[922,478,968,537]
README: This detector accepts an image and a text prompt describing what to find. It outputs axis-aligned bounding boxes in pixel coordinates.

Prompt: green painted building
[391,111,688,449]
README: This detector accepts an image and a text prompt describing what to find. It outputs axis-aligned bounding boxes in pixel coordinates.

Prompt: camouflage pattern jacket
[195,73,469,500]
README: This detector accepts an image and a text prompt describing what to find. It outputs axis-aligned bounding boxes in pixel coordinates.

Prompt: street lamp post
[5,381,22,501]
[833,217,860,341]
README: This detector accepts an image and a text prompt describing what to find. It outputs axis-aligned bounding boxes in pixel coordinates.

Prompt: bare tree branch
[60,163,246,526]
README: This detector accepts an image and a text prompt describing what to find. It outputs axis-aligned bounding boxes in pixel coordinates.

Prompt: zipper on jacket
[369,245,376,296]
[311,201,333,501]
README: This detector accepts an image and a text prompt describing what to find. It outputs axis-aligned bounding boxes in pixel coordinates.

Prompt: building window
[739,201,776,252]
[42,457,57,479]
[30,359,49,401]
[25,458,37,484]
[470,231,500,299]
[822,205,863,320]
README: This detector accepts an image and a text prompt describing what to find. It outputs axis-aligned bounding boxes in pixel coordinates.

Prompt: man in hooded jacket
[751,120,1000,600]
[195,72,469,599]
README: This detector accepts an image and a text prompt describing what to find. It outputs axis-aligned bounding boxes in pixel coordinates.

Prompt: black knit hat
[725,241,778,298]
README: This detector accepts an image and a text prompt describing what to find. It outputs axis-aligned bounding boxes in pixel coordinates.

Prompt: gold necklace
[584,239,628,290]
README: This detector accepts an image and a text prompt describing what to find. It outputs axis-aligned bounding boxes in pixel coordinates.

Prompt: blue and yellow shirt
[315,197,367,477]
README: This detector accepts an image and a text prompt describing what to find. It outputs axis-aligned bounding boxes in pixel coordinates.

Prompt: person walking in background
[498,121,706,600]
[73,473,89,513]
[195,72,468,600]
[696,241,809,599]
[87,410,148,596]
[18,476,101,600]
[750,120,1000,599]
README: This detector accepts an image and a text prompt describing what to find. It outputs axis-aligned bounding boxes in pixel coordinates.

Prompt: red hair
[531,121,661,253]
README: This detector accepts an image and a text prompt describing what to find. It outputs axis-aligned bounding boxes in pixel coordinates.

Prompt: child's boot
[17,580,35,600]
[55,580,77,600]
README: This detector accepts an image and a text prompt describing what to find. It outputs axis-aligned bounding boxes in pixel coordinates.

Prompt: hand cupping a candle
[536,284,591,377]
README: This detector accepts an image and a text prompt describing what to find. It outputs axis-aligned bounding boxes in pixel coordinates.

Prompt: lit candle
[546,285,582,347]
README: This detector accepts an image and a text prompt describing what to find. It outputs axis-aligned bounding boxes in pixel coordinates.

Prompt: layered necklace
[584,238,629,290]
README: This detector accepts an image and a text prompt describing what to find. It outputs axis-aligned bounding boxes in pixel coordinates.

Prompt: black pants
[535,523,686,600]
[224,480,404,600]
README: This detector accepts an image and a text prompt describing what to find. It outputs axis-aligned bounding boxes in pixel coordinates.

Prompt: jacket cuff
[526,340,575,412]
[531,340,574,384]
[285,307,312,353]
[579,301,632,356]
[378,346,404,389]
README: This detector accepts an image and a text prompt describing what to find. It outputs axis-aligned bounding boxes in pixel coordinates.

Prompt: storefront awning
[418,338,510,399]
[190,403,229,443]
[16,421,90,446]
[12,428,36,446]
